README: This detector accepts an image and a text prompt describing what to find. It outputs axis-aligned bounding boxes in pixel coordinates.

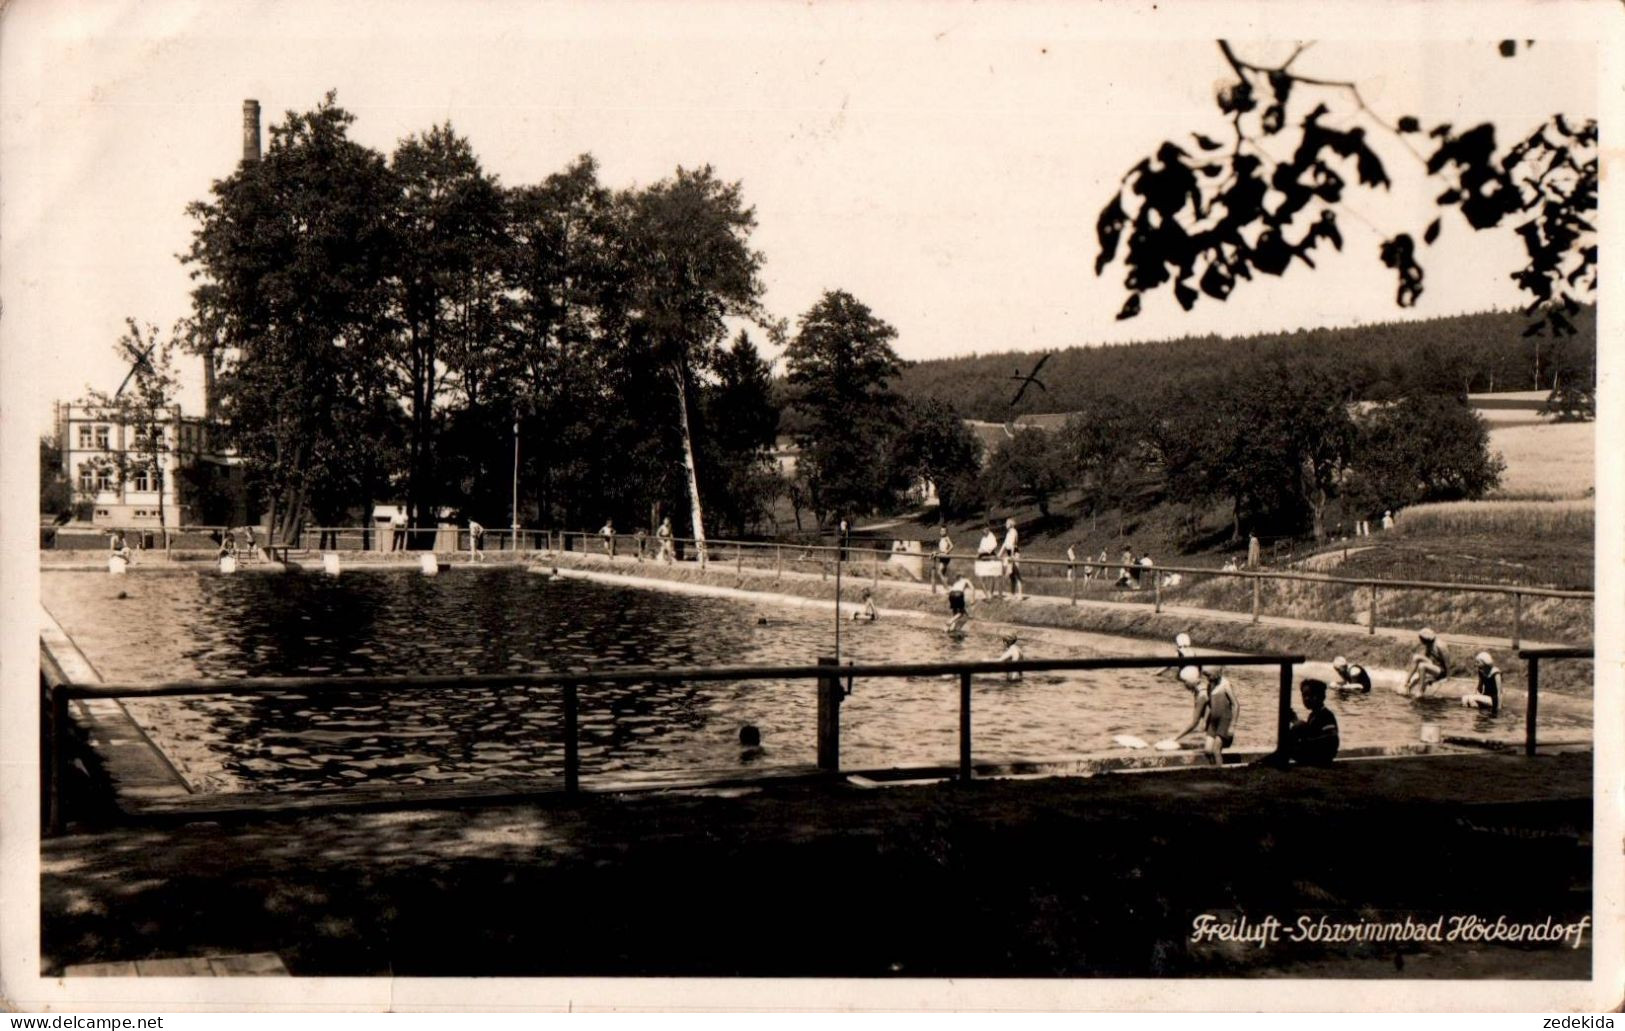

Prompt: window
[132,468,151,492]
[96,468,112,492]
[77,425,93,448]
[94,426,110,449]
[78,466,96,492]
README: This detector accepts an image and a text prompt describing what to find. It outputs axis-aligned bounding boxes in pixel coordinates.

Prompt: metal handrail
[43,651,1303,832]
[1517,645,1594,757]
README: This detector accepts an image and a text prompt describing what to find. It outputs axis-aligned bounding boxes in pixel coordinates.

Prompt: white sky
[0,1,1603,434]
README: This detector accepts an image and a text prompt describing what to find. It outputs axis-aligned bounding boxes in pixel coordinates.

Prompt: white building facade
[53,402,211,527]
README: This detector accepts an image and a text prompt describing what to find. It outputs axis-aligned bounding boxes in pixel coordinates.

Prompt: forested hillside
[893,308,1595,420]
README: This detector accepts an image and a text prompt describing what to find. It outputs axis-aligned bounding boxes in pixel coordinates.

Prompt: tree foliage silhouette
[1095,41,1596,342]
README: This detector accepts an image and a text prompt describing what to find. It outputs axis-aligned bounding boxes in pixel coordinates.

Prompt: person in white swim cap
[1404,627,1451,696]
[1329,655,1373,693]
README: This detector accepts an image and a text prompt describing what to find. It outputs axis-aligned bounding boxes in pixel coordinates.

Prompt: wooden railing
[41,652,1305,833]
[1517,645,1593,756]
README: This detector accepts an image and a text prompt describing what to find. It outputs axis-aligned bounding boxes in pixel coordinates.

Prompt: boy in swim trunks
[945,574,975,633]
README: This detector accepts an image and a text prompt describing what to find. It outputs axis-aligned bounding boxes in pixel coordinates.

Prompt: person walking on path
[1246,533,1261,569]
[999,518,1024,600]
[655,517,674,563]
[634,527,648,562]
[1381,510,1395,531]
[468,519,485,562]
[600,520,616,558]
[389,510,406,552]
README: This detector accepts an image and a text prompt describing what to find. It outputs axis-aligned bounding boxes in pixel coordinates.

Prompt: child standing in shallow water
[945,574,975,634]
[998,633,1024,681]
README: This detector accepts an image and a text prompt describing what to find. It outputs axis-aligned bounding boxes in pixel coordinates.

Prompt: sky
[0,0,1603,433]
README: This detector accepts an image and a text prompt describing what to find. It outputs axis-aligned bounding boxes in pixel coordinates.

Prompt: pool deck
[41,750,1594,979]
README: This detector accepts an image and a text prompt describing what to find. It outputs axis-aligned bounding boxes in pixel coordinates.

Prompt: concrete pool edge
[40,605,194,808]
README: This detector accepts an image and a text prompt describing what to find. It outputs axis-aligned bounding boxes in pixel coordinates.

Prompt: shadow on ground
[42,752,1591,979]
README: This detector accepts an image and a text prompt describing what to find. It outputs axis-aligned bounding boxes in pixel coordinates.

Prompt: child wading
[944,574,975,634]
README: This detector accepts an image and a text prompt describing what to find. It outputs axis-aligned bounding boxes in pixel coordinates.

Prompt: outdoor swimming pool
[41,568,1592,793]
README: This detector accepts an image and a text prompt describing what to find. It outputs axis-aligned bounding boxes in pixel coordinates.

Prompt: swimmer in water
[1461,651,1503,716]
[739,724,764,763]
[998,633,1024,681]
[851,588,878,622]
[945,574,975,634]
[1155,632,1194,679]
[1329,656,1373,693]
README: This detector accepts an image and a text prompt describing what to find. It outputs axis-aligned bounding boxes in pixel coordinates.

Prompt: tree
[621,166,767,555]
[39,436,72,518]
[1348,394,1504,512]
[696,331,781,536]
[81,319,184,551]
[389,123,507,530]
[1063,404,1141,521]
[1095,41,1596,353]
[184,92,399,543]
[783,290,907,521]
[980,428,1068,518]
[893,397,984,519]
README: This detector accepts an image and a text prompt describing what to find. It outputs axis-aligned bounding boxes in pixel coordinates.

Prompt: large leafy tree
[1347,394,1504,512]
[892,397,984,519]
[183,92,398,542]
[695,331,781,536]
[783,290,907,522]
[388,123,508,529]
[619,166,767,554]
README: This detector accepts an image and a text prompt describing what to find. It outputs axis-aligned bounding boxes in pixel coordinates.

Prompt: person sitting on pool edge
[1258,679,1340,768]
[851,588,878,622]
[944,573,975,634]
[1402,627,1451,696]
[1330,656,1372,693]
[1461,651,1503,716]
[998,633,1024,681]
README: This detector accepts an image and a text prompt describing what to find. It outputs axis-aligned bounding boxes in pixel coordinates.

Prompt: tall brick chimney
[242,99,261,165]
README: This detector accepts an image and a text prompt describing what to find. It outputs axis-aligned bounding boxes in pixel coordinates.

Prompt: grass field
[1486,420,1594,498]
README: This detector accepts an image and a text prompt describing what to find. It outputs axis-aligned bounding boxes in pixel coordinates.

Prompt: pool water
[41,568,1591,793]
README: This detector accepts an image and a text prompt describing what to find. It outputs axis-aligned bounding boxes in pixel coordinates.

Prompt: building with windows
[52,401,222,527]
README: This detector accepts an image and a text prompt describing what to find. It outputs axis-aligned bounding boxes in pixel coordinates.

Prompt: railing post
[959,671,973,781]
[1368,583,1378,636]
[817,656,842,772]
[563,682,580,794]
[1525,656,1539,757]
[776,544,783,581]
[1512,591,1523,650]
[48,684,65,836]
[736,546,743,578]
[1070,568,1077,606]
[1251,575,1261,624]
[872,551,880,589]
[1154,574,1162,614]
[1276,662,1293,755]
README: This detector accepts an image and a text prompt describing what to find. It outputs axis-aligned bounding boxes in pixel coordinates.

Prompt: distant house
[962,413,1077,466]
[52,401,232,527]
